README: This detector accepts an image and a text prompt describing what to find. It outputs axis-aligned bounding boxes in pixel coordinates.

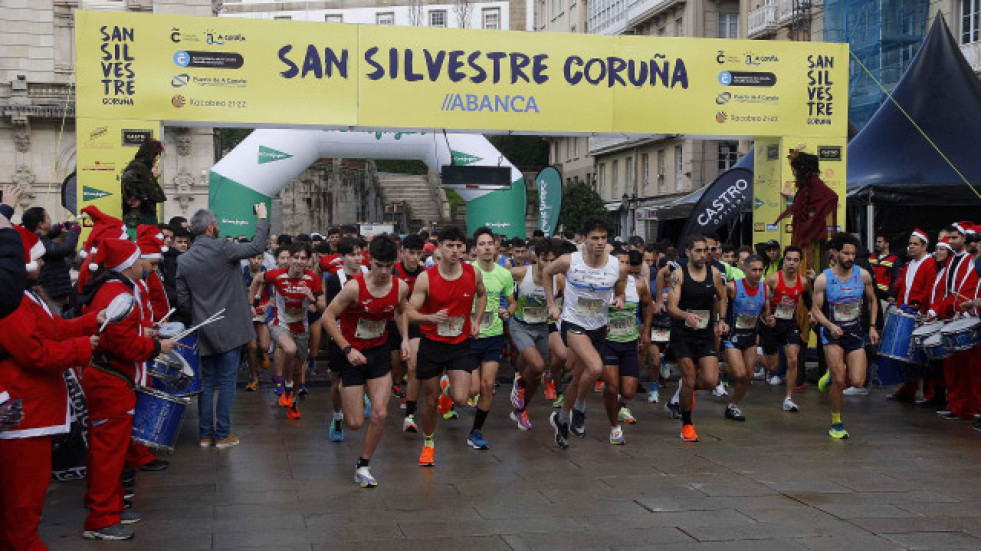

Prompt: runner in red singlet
[761,245,811,412]
[407,226,487,467]
[392,235,426,432]
[323,235,409,488]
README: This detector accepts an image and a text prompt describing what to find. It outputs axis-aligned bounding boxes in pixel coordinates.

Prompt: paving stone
[882,531,981,549]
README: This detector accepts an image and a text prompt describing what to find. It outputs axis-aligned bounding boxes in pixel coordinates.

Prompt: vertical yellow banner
[752,138,783,245]
[76,117,161,240]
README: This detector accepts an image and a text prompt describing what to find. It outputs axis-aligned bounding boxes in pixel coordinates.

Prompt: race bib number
[477,313,495,332]
[774,303,796,320]
[736,314,758,330]
[833,302,860,323]
[282,307,305,324]
[687,309,710,330]
[437,316,465,337]
[576,298,605,316]
[609,316,635,337]
[523,306,547,324]
[651,328,671,342]
[355,319,386,340]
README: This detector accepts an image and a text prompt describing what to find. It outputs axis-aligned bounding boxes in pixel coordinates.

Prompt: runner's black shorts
[416,337,474,380]
[560,321,607,354]
[601,339,640,378]
[386,321,421,351]
[821,324,866,353]
[337,344,391,387]
[760,318,803,354]
[670,336,717,361]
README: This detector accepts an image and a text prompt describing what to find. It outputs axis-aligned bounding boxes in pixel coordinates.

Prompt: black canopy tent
[847,14,981,244]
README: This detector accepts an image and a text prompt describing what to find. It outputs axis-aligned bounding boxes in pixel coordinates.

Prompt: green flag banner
[536,167,562,236]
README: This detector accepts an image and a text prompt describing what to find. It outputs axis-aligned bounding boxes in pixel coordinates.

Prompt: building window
[376,12,394,25]
[719,12,738,39]
[326,14,343,23]
[430,10,446,27]
[274,15,292,20]
[675,17,684,37]
[566,139,573,160]
[718,142,739,170]
[598,163,606,196]
[963,0,979,44]
[674,145,684,190]
[482,8,500,29]
[657,149,666,192]
[625,157,634,195]
[641,153,650,191]
[611,160,619,198]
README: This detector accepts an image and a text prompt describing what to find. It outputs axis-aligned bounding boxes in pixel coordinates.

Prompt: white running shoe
[783,397,799,412]
[712,383,728,397]
[355,466,377,488]
[768,375,783,386]
[843,386,870,396]
[647,389,659,403]
[609,425,625,445]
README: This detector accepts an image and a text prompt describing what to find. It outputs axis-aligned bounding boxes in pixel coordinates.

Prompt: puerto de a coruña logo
[171,73,190,87]
[715,92,732,105]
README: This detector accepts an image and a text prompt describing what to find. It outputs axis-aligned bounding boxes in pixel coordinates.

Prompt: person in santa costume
[75,205,128,296]
[890,229,938,402]
[928,222,980,423]
[0,225,104,551]
[136,224,170,322]
[77,238,176,541]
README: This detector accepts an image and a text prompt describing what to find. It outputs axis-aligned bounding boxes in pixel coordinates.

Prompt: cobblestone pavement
[38,373,981,550]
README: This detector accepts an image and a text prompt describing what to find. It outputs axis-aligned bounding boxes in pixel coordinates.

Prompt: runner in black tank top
[667,236,729,443]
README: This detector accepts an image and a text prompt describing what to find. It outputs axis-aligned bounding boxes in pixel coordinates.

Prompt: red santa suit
[891,230,938,401]
[79,240,161,533]
[137,225,171,322]
[0,226,99,551]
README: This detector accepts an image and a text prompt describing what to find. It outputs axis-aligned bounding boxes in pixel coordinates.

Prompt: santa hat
[952,221,975,236]
[137,224,168,259]
[911,228,929,245]
[14,225,45,271]
[937,236,953,251]
[78,205,127,259]
[90,239,140,273]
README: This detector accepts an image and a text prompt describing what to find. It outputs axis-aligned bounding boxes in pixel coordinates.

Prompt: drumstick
[155,308,177,326]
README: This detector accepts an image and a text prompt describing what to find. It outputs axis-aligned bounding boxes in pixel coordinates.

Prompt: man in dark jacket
[176,205,269,448]
[0,185,25,319]
[121,138,167,231]
[22,206,80,316]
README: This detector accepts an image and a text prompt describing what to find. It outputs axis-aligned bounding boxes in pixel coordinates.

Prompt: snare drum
[172,334,201,396]
[157,322,185,339]
[131,387,189,453]
[878,307,918,363]
[911,322,943,364]
[149,351,192,392]
[940,317,981,352]
[921,333,951,360]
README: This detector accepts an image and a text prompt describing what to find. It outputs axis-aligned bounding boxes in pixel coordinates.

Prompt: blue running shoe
[828,422,849,439]
[467,430,489,450]
[363,395,371,419]
[818,370,831,392]
[329,418,344,442]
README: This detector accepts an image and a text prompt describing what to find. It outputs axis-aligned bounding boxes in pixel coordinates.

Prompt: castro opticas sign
[75,11,849,138]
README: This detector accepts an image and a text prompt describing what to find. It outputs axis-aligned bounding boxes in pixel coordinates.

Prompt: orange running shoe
[287,402,301,420]
[680,424,699,442]
[278,391,291,408]
[418,445,435,467]
[544,379,557,401]
[437,393,453,416]
[594,381,604,393]
[440,375,451,397]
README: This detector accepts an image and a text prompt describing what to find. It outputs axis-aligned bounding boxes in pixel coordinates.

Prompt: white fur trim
[110,248,141,273]
[0,391,9,403]
[29,239,45,261]
[78,249,88,258]
[88,261,99,271]
[26,261,38,271]
[141,252,162,259]
[161,245,169,253]
[912,230,929,244]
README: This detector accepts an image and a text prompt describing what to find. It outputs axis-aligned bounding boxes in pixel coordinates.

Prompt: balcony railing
[626,0,669,26]
[747,5,777,38]
[777,0,797,24]
[586,0,628,35]
[960,41,981,74]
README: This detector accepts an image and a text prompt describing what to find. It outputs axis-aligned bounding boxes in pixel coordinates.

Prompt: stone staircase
[376,172,448,231]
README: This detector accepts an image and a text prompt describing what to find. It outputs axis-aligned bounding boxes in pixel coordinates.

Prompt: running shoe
[329,418,344,442]
[570,409,586,438]
[594,381,604,393]
[261,354,270,369]
[794,383,806,391]
[297,385,309,397]
[753,367,766,380]
[393,383,403,398]
[782,398,799,412]
[467,395,479,408]
[274,382,284,396]
[440,375,451,397]
[355,466,377,488]
[400,395,407,409]
[938,411,961,420]
[647,387,660,404]
[712,383,728,397]
[119,511,141,525]
[510,378,526,410]
[549,411,570,449]
[843,386,869,396]
[279,391,292,408]
[437,394,453,416]
[510,409,532,430]
[403,414,418,433]
[467,430,489,450]
[552,393,564,408]
[418,445,435,467]
[363,395,371,419]
[245,379,259,392]
[768,375,783,386]
[609,425,625,445]
[724,404,746,421]
[818,370,831,392]
[828,422,849,439]
[442,407,459,420]
[680,424,699,442]
[543,379,557,401]
[665,401,681,419]
[660,362,672,380]
[287,401,301,420]
[83,523,134,541]
[618,406,637,424]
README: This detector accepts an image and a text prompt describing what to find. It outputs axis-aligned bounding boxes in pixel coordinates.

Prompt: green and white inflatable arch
[209,130,527,237]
